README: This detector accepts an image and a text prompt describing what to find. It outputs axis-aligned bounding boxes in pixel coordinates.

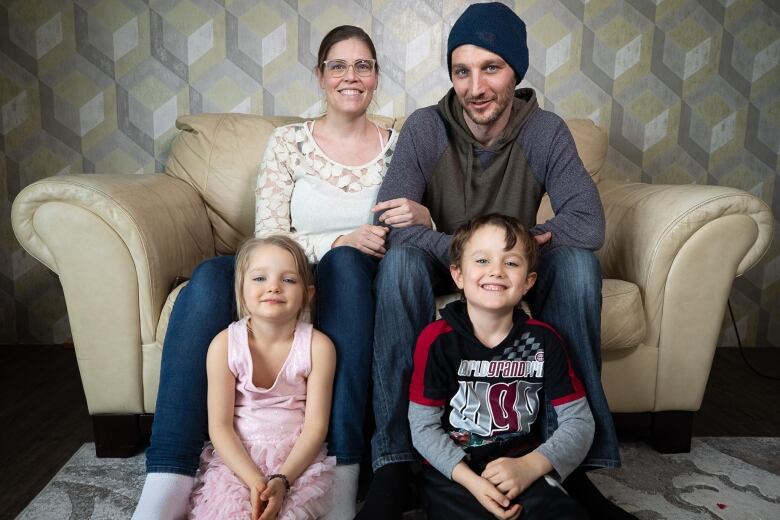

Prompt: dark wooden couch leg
[651,411,693,453]
[93,414,153,458]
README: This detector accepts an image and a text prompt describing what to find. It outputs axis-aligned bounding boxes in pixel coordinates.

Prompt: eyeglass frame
[321,59,377,78]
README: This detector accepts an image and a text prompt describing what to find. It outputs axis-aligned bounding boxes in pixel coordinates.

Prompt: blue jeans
[370,245,620,471]
[147,255,236,476]
[146,248,377,474]
[315,247,377,464]
[371,246,452,470]
[529,246,620,469]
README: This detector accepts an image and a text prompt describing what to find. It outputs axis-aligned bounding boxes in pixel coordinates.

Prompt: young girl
[189,236,337,519]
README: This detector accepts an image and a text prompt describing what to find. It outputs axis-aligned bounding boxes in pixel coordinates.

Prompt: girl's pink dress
[189,318,336,519]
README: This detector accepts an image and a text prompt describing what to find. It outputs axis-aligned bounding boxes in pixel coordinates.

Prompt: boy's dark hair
[449,214,539,272]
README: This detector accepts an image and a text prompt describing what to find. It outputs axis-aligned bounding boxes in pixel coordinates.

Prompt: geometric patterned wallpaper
[1,0,778,346]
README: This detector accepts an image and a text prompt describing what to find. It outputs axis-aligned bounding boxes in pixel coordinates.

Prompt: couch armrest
[598,179,773,410]
[12,173,215,413]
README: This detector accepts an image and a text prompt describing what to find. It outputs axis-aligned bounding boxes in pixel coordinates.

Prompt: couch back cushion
[535,118,607,223]
[166,113,606,255]
[167,114,303,254]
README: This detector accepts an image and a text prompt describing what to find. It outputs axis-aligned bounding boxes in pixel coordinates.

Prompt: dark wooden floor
[694,348,780,437]
[1,346,778,519]
[0,345,92,520]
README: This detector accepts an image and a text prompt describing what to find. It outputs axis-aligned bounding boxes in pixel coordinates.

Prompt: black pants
[424,466,588,520]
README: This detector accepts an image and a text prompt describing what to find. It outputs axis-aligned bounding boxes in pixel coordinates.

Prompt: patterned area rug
[18,438,780,519]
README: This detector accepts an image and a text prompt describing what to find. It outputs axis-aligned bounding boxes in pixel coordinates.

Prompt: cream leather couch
[12,113,773,457]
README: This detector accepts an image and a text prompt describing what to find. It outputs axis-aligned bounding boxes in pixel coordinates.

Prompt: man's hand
[258,477,286,520]
[332,224,388,257]
[372,198,432,228]
[534,231,552,246]
[482,453,552,500]
[249,477,268,520]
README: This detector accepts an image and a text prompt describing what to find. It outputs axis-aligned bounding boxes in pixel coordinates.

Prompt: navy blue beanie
[447,2,529,85]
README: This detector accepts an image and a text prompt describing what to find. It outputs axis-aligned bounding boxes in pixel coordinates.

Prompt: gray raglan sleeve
[524,112,605,251]
[408,402,466,479]
[375,108,453,268]
[535,397,595,481]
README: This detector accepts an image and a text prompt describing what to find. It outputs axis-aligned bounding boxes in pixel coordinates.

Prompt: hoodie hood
[424,88,543,235]
[437,87,538,151]
[439,300,530,351]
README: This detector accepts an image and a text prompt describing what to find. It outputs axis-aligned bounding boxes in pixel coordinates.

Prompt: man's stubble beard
[461,83,515,127]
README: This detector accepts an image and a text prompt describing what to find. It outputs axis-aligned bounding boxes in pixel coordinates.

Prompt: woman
[133,25,430,520]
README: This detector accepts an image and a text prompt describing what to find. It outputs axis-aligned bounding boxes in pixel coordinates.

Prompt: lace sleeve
[255,128,326,262]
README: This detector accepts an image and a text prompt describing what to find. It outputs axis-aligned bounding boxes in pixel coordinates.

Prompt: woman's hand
[258,477,286,520]
[332,224,388,258]
[372,198,432,228]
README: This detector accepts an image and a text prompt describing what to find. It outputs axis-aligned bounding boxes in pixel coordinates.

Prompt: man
[359,3,634,519]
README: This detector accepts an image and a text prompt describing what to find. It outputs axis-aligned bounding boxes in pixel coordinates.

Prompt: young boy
[408,214,594,520]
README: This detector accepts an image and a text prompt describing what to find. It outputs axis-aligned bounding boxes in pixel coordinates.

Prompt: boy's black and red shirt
[409,300,589,472]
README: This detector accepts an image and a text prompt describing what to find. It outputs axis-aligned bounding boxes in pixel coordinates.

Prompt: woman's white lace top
[255,121,397,262]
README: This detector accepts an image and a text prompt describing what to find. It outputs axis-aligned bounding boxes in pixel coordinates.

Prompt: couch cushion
[166,114,306,255]
[535,118,607,224]
[567,118,607,181]
[147,280,188,411]
[601,278,646,351]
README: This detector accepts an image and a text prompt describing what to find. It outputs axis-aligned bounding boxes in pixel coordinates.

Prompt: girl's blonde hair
[234,235,313,320]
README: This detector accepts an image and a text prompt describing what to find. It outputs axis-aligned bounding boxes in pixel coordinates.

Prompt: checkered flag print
[494,332,542,361]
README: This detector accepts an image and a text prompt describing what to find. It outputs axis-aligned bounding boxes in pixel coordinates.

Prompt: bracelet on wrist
[267,473,291,492]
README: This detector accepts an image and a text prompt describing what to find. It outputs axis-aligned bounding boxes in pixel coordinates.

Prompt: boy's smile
[480,281,509,291]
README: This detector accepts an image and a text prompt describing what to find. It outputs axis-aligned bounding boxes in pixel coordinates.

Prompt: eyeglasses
[322,59,377,78]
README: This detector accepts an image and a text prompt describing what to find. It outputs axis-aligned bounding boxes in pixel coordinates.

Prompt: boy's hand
[463,474,522,519]
[249,477,268,520]
[482,453,551,500]
[258,478,286,520]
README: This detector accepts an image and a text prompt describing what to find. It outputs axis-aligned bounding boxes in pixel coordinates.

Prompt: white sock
[132,472,195,520]
[322,463,359,520]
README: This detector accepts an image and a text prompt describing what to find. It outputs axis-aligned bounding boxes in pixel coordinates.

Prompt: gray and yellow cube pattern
[1,0,778,347]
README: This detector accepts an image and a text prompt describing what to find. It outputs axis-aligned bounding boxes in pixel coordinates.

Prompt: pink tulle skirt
[188,434,335,519]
